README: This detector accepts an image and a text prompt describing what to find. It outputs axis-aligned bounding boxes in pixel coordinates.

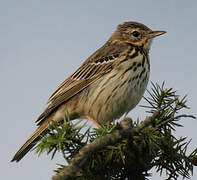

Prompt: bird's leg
[86,115,101,129]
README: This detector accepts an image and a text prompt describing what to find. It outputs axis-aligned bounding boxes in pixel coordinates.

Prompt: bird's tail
[11,120,50,162]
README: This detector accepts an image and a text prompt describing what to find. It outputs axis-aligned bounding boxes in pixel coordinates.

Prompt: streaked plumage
[11,21,165,162]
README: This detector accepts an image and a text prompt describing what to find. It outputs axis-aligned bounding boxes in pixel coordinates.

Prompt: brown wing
[36,42,129,124]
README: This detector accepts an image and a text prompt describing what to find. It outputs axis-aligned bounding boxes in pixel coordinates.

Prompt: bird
[11,21,166,162]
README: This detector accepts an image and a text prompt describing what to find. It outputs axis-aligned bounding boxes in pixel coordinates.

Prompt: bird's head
[110,21,166,52]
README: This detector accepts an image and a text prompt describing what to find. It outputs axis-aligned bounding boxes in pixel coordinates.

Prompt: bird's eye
[132,31,140,37]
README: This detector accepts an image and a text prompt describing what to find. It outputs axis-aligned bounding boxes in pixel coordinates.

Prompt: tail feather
[11,121,49,162]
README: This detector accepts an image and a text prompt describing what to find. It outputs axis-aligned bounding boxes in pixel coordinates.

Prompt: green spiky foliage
[35,82,197,180]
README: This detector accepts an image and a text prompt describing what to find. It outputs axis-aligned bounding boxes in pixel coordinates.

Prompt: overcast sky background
[1,1,197,180]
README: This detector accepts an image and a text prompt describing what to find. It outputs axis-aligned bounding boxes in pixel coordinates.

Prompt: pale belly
[86,55,150,124]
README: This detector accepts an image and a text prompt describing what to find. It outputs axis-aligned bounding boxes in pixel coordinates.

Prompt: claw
[86,115,101,129]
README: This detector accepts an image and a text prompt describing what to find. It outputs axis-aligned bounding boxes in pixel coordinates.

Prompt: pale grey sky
[1,1,197,180]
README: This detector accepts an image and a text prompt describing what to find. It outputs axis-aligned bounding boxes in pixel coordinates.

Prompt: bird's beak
[147,31,166,39]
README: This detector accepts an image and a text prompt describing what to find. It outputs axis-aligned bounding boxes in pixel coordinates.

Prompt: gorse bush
[35,82,197,180]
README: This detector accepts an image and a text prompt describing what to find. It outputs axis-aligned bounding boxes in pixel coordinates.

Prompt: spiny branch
[52,111,160,180]
[156,114,196,129]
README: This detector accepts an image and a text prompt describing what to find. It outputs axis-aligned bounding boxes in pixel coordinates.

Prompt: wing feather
[36,43,129,123]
